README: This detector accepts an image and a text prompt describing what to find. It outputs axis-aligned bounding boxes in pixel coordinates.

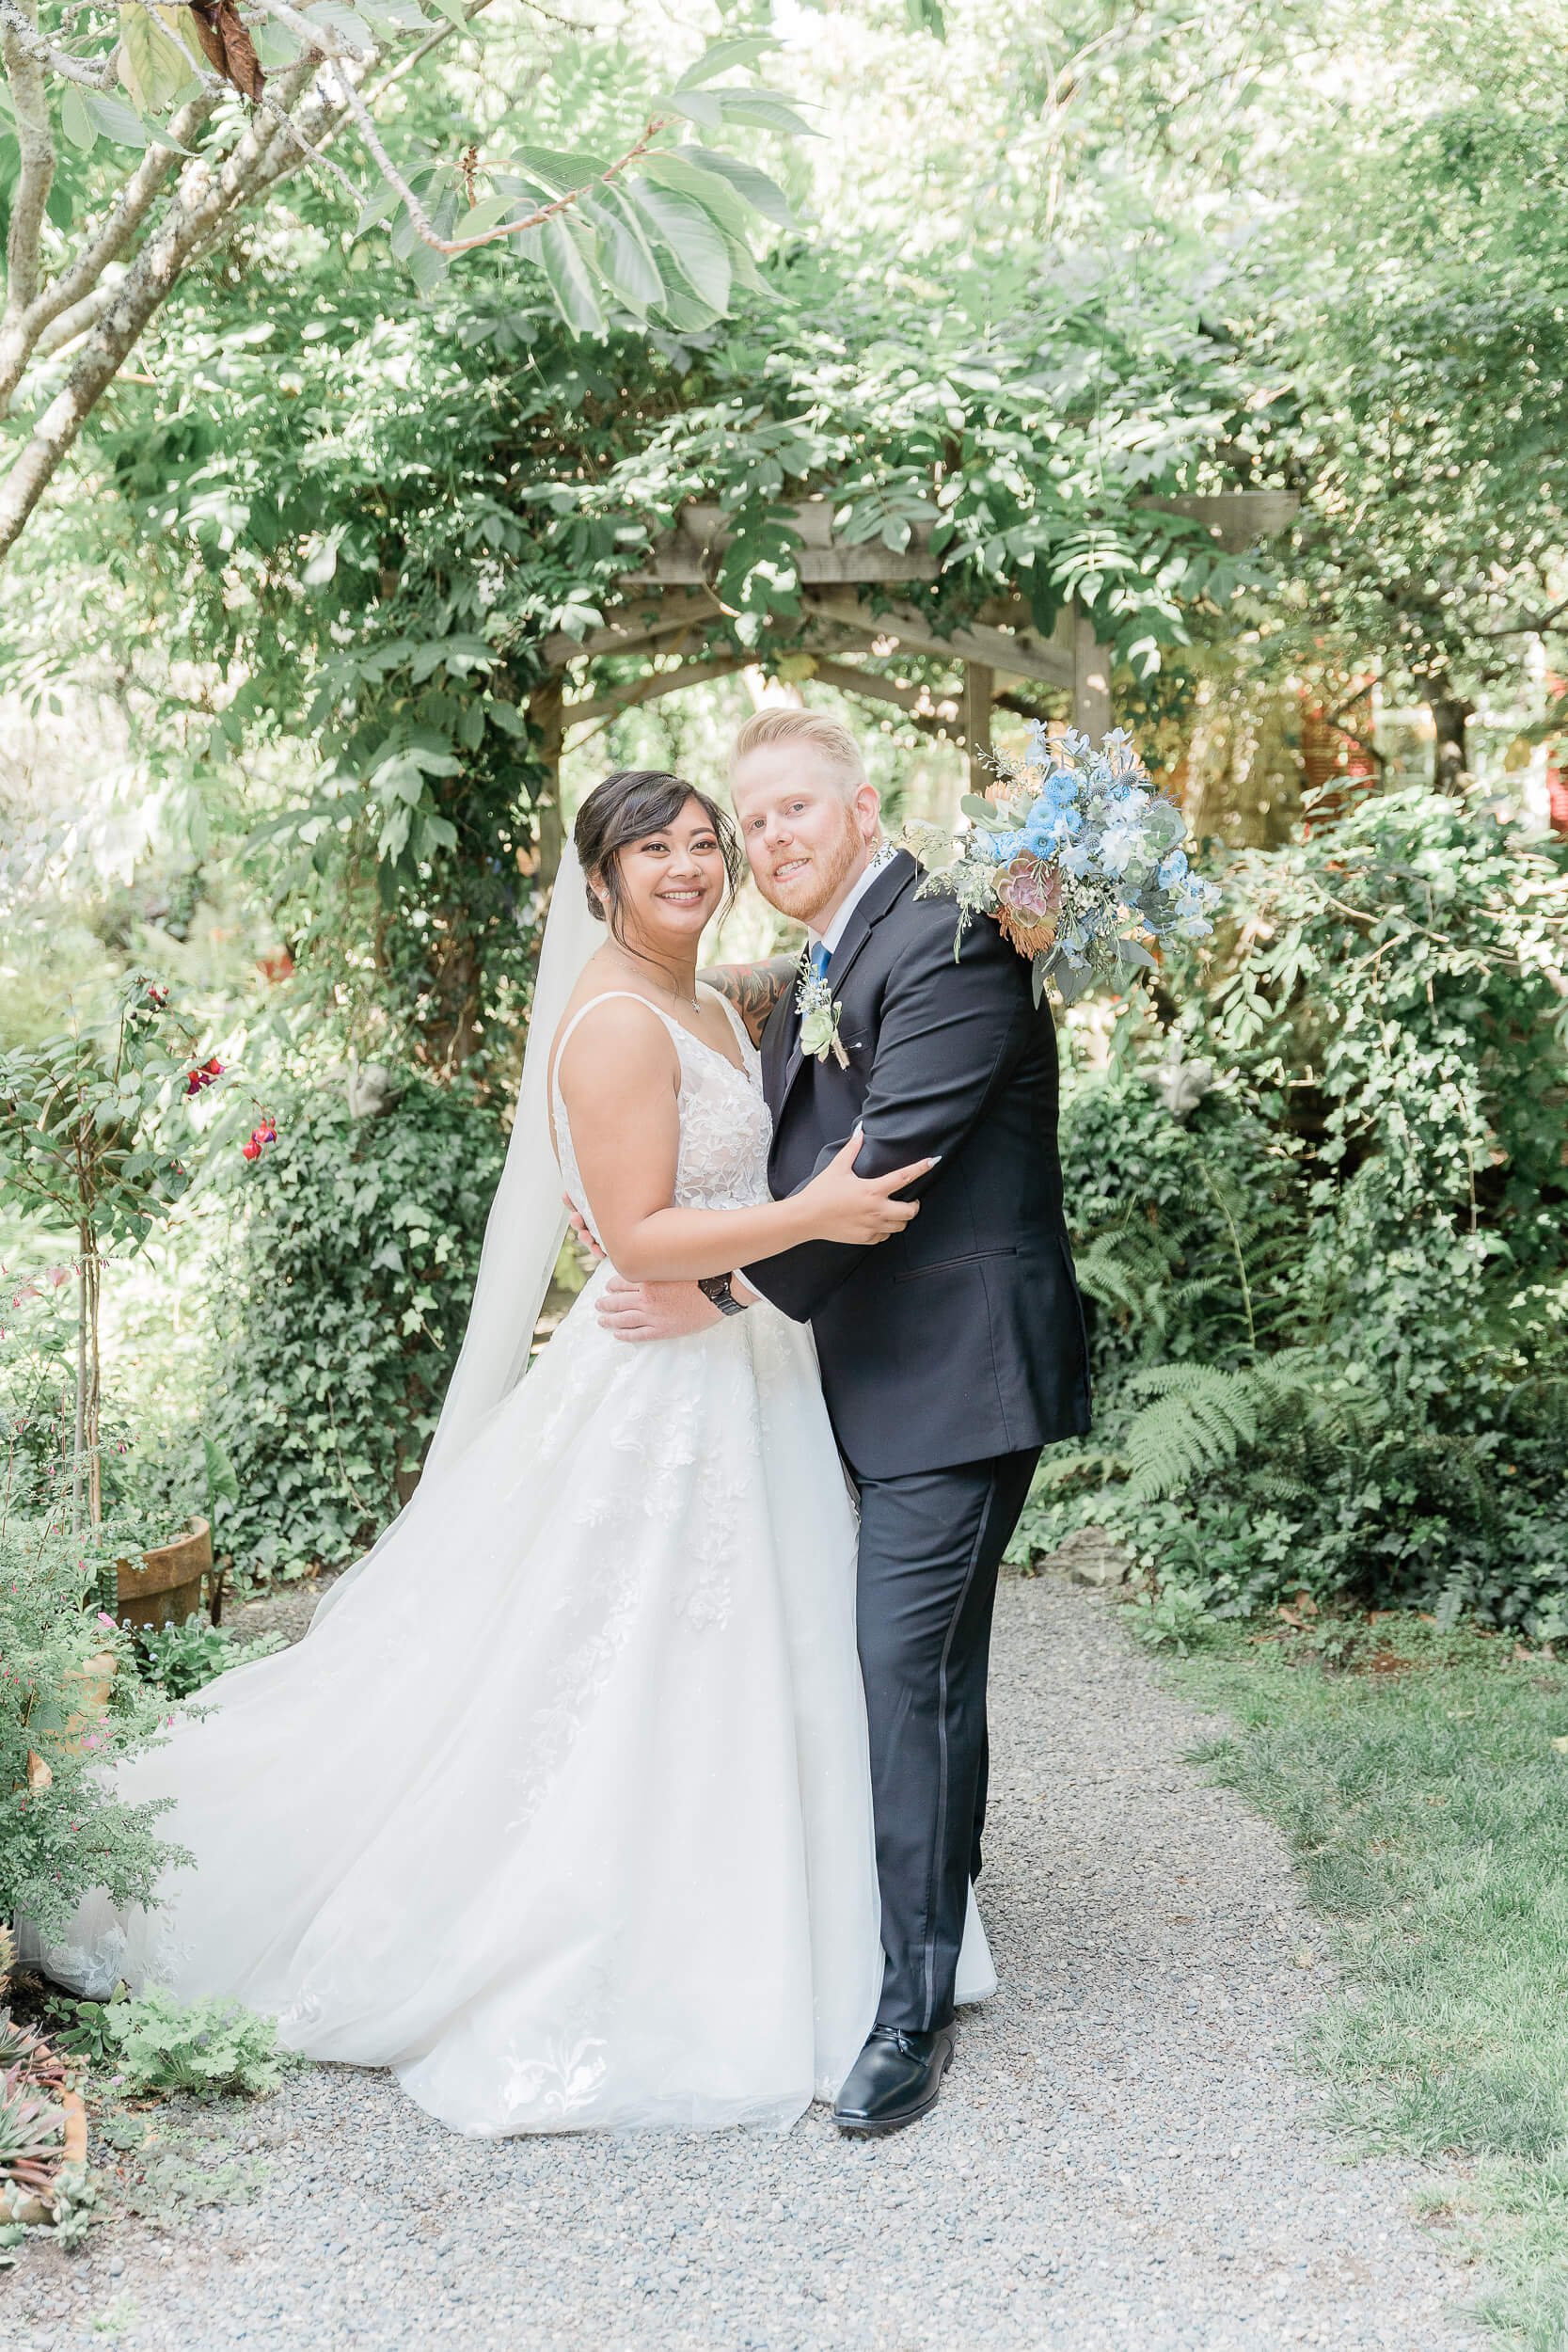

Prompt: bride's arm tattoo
[701,953,800,1044]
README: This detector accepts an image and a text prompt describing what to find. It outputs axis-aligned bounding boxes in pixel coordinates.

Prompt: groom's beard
[753,813,869,930]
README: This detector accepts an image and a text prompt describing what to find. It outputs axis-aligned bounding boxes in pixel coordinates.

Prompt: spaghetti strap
[550,990,679,1079]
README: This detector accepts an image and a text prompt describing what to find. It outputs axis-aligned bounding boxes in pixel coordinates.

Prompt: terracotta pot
[3,2088,88,2227]
[114,1516,213,1632]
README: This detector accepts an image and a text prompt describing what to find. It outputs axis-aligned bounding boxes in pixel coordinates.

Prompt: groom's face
[731,747,880,930]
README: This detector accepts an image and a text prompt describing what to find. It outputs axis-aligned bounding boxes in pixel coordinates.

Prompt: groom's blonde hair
[729,707,867,800]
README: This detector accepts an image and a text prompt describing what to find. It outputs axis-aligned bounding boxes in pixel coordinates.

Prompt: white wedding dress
[25,983,994,2137]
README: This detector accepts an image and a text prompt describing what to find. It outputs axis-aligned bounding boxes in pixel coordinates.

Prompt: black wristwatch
[698,1272,750,1317]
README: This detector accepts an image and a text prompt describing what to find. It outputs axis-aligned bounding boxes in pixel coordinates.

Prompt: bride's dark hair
[574,769,745,944]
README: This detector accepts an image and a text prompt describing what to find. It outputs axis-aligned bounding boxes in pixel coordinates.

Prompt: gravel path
[9,1570,1486,2352]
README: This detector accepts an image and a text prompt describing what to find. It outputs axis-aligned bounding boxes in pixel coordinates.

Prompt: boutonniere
[795,952,850,1067]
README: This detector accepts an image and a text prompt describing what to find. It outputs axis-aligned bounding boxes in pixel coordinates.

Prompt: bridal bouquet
[904,723,1220,1007]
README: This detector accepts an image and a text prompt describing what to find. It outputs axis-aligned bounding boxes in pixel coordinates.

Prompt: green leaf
[507,146,606,196]
[430,0,469,24]
[60,85,98,153]
[406,233,448,296]
[118,3,198,112]
[253,19,301,65]
[451,194,517,243]
[673,34,777,88]
[539,215,607,338]
[202,1436,240,1507]
[583,192,664,314]
[680,145,797,229]
[708,90,820,138]
[303,0,377,51]
[659,88,725,134]
[356,0,430,27]
[354,179,402,239]
[638,149,752,242]
[626,181,731,315]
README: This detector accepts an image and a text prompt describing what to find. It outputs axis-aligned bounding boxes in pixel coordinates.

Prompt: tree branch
[0,0,118,87]
[1477,592,1568,642]
[0,57,316,561]
[0,87,221,415]
[326,51,669,256]
[0,0,55,318]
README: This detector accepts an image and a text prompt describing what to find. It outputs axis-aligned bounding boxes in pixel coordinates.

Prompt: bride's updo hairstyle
[574,768,744,944]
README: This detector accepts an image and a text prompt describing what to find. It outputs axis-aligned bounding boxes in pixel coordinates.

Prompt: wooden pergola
[526,490,1298,871]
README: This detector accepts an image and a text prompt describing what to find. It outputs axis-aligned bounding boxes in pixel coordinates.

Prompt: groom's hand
[597,1275,720,1343]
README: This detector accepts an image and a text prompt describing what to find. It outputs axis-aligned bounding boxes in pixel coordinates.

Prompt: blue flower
[1157,850,1189,890]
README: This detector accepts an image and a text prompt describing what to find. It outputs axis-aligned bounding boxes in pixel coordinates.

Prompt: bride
[21,767,970,2137]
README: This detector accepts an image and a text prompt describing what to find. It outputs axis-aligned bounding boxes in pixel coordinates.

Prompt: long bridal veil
[311,842,601,1625]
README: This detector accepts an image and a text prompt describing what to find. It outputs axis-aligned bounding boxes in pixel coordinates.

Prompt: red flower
[242,1137,261,1162]
[242,1117,277,1163]
[185,1056,223,1096]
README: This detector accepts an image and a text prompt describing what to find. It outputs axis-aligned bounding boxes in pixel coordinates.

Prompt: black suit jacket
[743,850,1092,1481]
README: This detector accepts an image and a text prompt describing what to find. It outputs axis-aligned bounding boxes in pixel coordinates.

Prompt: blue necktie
[807,940,832,986]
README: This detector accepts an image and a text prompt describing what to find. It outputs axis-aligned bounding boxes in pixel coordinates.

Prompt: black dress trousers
[853,1445,1040,2034]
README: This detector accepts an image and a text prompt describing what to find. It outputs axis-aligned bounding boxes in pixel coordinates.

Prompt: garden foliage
[0,1518,184,1941]
[204,1065,506,1580]
[1022,787,1568,1634]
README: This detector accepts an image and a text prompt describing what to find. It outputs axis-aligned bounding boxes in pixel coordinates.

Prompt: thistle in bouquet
[904,723,1220,1008]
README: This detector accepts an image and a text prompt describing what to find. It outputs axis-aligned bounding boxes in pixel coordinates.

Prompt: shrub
[0,1516,186,1942]
[1041,787,1568,1635]
[132,1614,285,1702]
[203,1065,506,1580]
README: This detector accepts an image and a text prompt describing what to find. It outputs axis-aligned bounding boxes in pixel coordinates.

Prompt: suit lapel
[769,850,918,1133]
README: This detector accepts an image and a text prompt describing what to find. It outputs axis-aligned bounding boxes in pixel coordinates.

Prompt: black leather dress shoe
[832,2023,955,2136]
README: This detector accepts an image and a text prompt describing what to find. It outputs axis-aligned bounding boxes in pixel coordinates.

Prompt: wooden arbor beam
[801,592,1077,693]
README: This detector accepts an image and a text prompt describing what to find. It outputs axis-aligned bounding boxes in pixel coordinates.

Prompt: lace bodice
[550,991,775,1248]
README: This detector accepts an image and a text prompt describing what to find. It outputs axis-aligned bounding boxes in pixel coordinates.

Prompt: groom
[597,707,1092,2133]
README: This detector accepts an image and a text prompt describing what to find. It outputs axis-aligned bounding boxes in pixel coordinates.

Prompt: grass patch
[1149,1608,1568,2351]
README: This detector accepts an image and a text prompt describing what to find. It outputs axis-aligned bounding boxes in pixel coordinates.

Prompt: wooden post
[1071,610,1113,740]
[528,674,564,886]
[963,661,994,793]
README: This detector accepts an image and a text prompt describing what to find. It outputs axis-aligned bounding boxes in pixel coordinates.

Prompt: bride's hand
[801,1127,934,1246]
